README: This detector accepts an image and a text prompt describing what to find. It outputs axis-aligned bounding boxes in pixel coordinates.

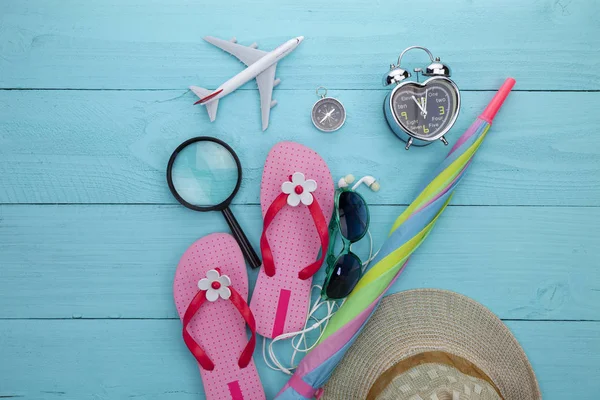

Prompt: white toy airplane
[191,36,304,131]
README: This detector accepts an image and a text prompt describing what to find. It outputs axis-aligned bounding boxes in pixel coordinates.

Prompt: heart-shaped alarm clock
[383,46,460,150]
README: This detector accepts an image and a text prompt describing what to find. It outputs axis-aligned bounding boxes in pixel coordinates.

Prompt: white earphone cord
[263,230,379,375]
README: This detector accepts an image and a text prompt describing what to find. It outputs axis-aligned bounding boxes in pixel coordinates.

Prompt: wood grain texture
[1,204,598,320]
[0,319,598,399]
[1,0,599,90]
[1,0,599,398]
[1,90,599,206]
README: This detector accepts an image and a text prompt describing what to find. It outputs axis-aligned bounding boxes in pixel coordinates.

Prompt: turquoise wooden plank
[0,319,598,399]
[1,205,598,320]
[1,0,599,90]
[1,90,599,206]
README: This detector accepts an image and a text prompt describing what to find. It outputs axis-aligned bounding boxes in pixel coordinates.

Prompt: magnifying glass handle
[222,207,262,269]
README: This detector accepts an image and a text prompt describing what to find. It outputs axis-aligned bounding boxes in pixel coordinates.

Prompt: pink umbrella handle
[480,78,516,123]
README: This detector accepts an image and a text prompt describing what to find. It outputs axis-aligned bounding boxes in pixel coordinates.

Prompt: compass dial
[312,98,346,132]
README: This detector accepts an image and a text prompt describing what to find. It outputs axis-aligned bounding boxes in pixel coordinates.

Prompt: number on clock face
[391,79,458,139]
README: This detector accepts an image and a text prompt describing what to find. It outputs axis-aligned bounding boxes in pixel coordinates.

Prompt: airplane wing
[255,64,277,131]
[203,36,267,66]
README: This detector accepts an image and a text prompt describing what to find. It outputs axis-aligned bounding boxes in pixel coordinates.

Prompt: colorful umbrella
[275,78,516,399]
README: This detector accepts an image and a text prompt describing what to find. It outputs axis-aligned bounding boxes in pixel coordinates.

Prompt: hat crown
[373,361,501,400]
[323,289,541,400]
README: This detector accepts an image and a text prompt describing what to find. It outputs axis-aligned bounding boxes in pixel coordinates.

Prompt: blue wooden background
[1,0,599,399]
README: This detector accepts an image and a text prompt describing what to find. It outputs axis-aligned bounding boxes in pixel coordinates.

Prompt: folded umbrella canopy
[275,78,516,400]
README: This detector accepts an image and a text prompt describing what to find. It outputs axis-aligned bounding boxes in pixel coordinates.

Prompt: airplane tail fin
[190,86,219,122]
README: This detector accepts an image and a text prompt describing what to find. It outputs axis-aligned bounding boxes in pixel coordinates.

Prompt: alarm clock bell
[424,59,451,77]
[383,58,451,87]
[383,65,411,86]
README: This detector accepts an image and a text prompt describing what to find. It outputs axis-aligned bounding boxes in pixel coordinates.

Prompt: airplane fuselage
[203,37,303,104]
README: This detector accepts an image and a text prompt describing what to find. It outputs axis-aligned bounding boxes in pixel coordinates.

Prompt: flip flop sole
[173,233,265,400]
[251,142,334,338]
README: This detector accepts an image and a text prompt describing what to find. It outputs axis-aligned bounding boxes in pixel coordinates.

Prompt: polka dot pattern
[173,233,265,400]
[250,142,334,338]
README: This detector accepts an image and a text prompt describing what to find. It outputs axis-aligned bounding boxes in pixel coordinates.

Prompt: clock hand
[424,89,428,114]
[412,96,427,115]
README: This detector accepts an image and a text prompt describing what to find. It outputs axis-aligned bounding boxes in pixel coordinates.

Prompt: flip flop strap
[182,286,256,371]
[260,193,288,277]
[182,291,213,370]
[229,287,257,369]
[299,197,329,280]
[260,193,329,280]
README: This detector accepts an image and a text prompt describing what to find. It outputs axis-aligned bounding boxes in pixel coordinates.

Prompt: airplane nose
[297,36,304,43]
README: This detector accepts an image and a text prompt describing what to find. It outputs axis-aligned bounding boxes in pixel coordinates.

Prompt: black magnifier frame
[166,136,261,269]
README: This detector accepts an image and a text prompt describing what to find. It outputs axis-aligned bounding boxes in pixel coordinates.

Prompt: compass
[311,87,346,132]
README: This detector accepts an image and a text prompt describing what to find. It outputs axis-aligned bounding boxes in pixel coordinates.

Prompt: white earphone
[338,174,380,192]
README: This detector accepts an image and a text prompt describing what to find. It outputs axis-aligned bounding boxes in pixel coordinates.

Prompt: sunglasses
[321,188,370,300]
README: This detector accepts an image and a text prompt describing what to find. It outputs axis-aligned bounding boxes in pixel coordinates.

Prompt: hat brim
[323,289,541,400]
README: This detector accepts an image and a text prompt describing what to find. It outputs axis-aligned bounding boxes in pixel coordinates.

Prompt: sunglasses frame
[321,187,370,300]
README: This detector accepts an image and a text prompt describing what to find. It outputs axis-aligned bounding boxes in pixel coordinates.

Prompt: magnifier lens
[170,140,239,207]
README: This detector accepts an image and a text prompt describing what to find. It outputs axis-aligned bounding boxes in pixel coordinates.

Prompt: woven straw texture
[323,289,541,400]
[376,362,500,400]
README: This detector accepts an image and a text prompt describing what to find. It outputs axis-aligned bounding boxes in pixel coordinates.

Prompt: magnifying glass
[166,136,261,269]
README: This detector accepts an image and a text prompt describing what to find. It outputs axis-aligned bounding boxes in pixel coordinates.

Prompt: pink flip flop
[173,233,265,400]
[250,142,334,339]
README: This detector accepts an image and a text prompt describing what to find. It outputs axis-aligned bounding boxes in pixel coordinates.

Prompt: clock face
[312,98,346,132]
[391,78,460,141]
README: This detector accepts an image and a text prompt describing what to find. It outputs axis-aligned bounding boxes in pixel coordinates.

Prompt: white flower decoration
[281,172,317,207]
[197,269,231,302]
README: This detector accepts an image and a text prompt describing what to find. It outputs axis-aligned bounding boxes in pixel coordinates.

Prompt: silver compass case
[311,87,346,132]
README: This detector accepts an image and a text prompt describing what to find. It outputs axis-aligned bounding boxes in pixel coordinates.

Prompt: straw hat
[323,289,541,400]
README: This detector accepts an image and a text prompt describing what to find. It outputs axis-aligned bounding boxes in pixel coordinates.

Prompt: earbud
[338,174,380,192]
[365,176,381,192]
[337,174,355,189]
[353,176,380,192]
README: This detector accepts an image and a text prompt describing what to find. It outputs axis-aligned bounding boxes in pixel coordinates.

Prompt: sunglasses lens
[325,253,362,299]
[338,191,368,242]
